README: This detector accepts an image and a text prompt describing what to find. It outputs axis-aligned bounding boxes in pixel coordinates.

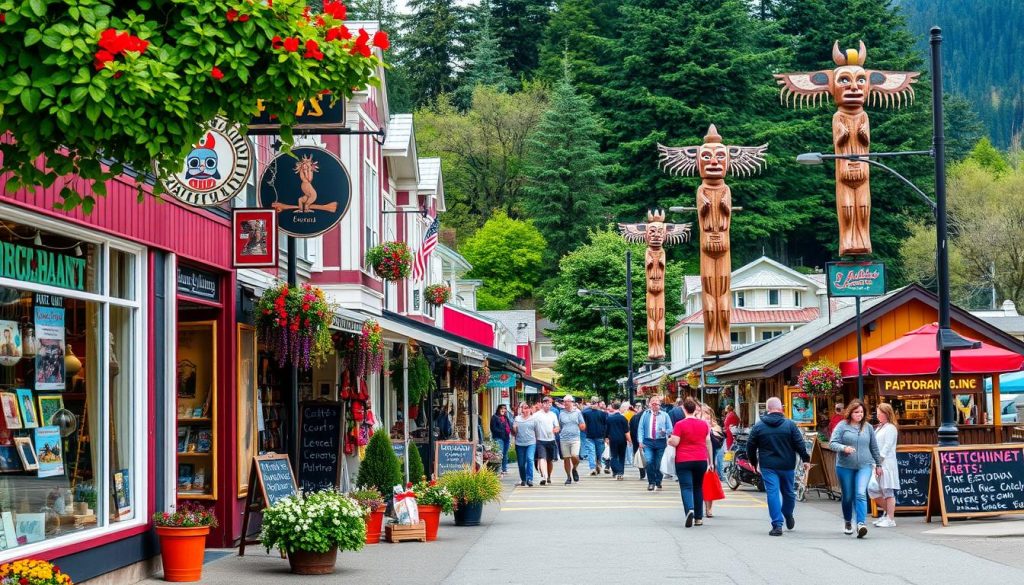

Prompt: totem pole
[776,41,919,256]
[657,125,768,355]
[618,211,690,361]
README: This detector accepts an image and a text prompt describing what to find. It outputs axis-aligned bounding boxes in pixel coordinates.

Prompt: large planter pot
[155,525,210,582]
[365,506,385,544]
[452,501,483,526]
[287,548,338,575]
[418,504,442,541]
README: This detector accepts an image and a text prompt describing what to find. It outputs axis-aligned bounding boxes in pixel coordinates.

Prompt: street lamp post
[795,27,979,446]
[578,249,636,403]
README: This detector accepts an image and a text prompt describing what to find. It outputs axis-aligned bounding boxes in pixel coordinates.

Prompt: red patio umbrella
[839,323,1024,377]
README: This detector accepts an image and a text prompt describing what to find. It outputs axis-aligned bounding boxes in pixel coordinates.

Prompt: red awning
[840,323,1024,377]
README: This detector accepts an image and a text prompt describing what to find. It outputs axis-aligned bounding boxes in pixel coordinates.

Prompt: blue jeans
[761,468,796,528]
[498,437,510,473]
[589,438,605,469]
[836,466,873,524]
[643,439,667,486]
[608,441,626,476]
[714,446,725,480]
[675,460,708,520]
[581,431,594,467]
[515,444,535,483]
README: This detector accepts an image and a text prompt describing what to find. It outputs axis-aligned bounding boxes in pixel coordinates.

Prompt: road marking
[501,504,767,511]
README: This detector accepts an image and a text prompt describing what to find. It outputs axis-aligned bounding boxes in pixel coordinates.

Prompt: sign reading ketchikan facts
[157,117,254,207]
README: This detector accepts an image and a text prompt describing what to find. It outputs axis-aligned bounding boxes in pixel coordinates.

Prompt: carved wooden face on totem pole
[618,210,690,362]
[775,41,919,257]
[658,125,767,355]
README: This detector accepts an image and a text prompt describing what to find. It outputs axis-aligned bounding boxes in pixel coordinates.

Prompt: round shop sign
[158,117,253,207]
[257,147,351,237]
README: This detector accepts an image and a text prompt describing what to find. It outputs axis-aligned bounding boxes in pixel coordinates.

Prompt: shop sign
[248,95,347,135]
[878,376,981,395]
[0,241,85,292]
[158,117,254,207]
[177,266,220,302]
[257,147,351,238]
[487,372,517,389]
[232,209,278,268]
[827,261,886,297]
[331,313,363,334]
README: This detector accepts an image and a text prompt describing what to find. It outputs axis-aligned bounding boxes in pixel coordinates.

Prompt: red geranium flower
[272,35,283,49]
[283,37,300,52]
[211,67,224,80]
[315,16,325,27]
[373,30,390,50]
[226,9,238,21]
[303,39,324,60]
[326,26,351,41]
[94,50,115,70]
[239,13,249,22]
[323,0,347,20]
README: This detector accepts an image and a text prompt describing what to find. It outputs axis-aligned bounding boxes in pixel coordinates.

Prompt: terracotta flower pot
[288,547,338,575]
[365,506,385,544]
[418,504,441,541]
[155,525,210,582]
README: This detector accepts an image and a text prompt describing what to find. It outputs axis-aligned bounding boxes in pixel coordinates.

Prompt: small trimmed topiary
[407,442,426,484]
[357,430,402,498]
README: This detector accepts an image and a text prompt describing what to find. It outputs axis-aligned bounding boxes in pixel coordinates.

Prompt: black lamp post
[796,27,979,446]
[578,249,635,402]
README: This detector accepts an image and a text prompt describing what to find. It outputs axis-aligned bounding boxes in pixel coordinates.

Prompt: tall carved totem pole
[658,125,768,355]
[618,211,690,361]
[776,41,919,256]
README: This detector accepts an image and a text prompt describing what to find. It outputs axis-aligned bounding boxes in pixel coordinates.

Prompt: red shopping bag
[703,469,726,501]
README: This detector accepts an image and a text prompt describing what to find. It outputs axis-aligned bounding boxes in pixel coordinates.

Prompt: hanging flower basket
[473,363,491,394]
[358,319,385,377]
[423,284,451,306]
[366,241,413,281]
[256,283,335,370]
[797,359,844,397]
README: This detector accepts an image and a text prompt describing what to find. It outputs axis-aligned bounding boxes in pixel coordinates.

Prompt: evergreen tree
[521,65,611,268]
[357,430,403,497]
[456,2,514,108]
[491,0,554,80]
[348,0,414,113]
[398,0,464,107]
[407,442,426,484]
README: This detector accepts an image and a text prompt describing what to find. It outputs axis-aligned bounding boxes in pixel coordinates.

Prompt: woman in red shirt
[668,399,713,527]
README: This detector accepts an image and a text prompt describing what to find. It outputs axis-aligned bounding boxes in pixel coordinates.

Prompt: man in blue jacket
[582,396,609,475]
[746,397,811,536]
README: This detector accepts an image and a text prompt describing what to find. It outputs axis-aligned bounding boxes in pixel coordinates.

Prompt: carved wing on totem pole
[658,143,768,178]
[727,144,769,177]
[662,223,691,245]
[617,223,648,244]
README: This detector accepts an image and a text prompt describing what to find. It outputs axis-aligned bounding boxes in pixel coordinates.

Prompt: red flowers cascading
[94,28,149,71]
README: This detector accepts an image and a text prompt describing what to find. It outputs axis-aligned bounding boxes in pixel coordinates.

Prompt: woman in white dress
[872,403,900,527]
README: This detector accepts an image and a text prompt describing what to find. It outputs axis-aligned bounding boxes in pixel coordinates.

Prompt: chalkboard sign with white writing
[255,454,297,507]
[435,441,474,478]
[935,445,1024,522]
[895,448,933,509]
[298,402,343,493]
[392,441,406,462]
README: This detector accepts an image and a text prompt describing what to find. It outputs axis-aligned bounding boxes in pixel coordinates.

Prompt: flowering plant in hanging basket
[797,359,844,397]
[358,319,385,377]
[473,363,491,394]
[423,284,451,306]
[256,283,335,370]
[366,241,413,281]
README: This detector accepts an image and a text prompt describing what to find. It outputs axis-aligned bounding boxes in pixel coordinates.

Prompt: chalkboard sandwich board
[931,444,1024,526]
[392,441,407,463]
[239,453,297,556]
[895,446,934,512]
[434,441,474,478]
[297,401,343,493]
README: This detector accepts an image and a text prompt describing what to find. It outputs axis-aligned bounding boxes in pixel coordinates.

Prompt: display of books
[192,466,206,491]
[176,427,189,453]
[177,464,194,491]
[195,429,212,453]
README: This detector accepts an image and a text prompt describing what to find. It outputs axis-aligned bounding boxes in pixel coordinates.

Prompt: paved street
[161,464,1024,584]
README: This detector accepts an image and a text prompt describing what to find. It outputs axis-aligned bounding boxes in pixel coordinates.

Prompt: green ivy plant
[0,0,388,212]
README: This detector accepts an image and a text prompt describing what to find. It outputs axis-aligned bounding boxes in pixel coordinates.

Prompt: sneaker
[617,475,624,481]
[648,484,656,492]
[769,525,783,536]
[857,523,868,538]
[572,469,580,482]
[564,478,572,486]
[844,522,853,535]
[656,485,663,491]
[520,481,526,487]
[604,467,612,474]
[877,518,896,528]
[590,470,598,476]
[526,481,534,487]
[785,515,795,530]
[685,511,695,528]
[539,479,547,486]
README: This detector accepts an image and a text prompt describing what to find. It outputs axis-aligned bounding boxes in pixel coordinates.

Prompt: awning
[331,308,365,334]
[371,310,525,369]
[521,374,554,394]
[986,371,1024,393]
[840,323,1024,377]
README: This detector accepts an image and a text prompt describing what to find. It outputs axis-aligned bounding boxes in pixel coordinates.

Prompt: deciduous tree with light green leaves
[460,211,546,310]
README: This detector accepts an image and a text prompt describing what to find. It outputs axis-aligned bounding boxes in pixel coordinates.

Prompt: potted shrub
[423,284,451,306]
[407,442,426,485]
[260,491,366,575]
[350,488,386,544]
[152,501,218,582]
[356,430,402,501]
[412,478,454,541]
[440,469,503,527]
[0,559,73,585]
[366,241,413,281]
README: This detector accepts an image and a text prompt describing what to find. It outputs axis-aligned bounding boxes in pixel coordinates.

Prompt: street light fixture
[578,250,635,402]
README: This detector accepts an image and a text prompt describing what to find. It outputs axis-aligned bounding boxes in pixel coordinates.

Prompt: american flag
[412,217,440,281]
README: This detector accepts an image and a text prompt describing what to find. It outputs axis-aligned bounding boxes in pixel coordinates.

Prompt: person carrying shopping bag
[668,399,713,527]
[829,399,883,539]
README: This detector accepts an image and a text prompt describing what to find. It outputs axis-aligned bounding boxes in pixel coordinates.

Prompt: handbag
[633,447,646,468]
[867,469,882,498]
[660,444,677,477]
[703,468,726,501]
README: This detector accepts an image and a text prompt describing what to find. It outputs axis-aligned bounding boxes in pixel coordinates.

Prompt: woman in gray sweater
[828,399,882,538]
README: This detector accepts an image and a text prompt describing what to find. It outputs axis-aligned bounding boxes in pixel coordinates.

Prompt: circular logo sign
[158,118,253,207]
[258,147,351,237]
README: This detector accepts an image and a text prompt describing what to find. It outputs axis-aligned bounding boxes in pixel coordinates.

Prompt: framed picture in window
[16,389,37,429]
[37,395,64,427]
[13,436,37,471]
[233,209,278,268]
[0,445,21,473]
[0,393,21,430]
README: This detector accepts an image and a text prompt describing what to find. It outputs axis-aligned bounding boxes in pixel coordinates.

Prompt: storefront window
[0,217,143,558]
[109,249,136,301]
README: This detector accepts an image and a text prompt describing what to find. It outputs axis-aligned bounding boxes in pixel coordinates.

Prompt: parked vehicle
[726,429,764,492]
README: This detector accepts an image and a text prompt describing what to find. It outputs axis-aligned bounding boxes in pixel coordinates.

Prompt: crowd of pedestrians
[501,391,901,540]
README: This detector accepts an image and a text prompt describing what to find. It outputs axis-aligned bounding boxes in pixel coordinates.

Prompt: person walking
[746,397,812,536]
[583,396,609,475]
[606,401,631,480]
[669,399,712,527]
[533,396,560,486]
[828,399,882,538]
[700,404,727,516]
[490,404,514,476]
[827,402,845,437]
[871,403,900,528]
[513,403,537,487]
[557,395,586,485]
[629,402,646,481]
[580,400,594,470]
[723,404,740,451]
[638,396,674,491]
[668,398,686,425]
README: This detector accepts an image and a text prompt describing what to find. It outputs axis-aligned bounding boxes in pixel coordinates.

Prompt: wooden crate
[385,520,427,543]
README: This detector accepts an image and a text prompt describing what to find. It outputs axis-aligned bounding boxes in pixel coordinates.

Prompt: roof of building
[684,275,702,297]
[673,307,820,328]
[732,269,814,290]
[382,114,414,154]
[481,310,537,344]
[418,157,441,193]
[682,256,825,300]
[978,315,1024,335]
